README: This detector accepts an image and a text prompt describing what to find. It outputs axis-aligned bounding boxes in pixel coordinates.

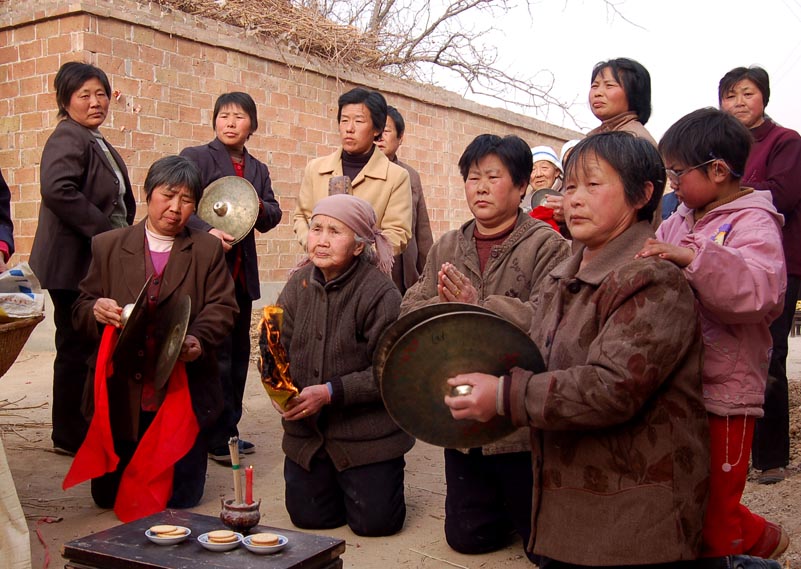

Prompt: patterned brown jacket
[509,221,710,565]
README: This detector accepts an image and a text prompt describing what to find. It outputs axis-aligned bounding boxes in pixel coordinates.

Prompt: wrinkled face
[720,79,765,129]
[147,184,196,237]
[376,115,402,160]
[66,78,110,129]
[214,103,253,152]
[464,154,525,234]
[339,103,380,155]
[530,160,560,190]
[589,67,630,122]
[307,214,365,281]
[563,153,644,252]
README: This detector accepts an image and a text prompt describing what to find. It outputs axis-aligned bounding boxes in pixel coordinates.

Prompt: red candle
[245,465,254,505]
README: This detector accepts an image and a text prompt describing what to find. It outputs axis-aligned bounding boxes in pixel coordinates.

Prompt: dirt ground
[2,312,801,568]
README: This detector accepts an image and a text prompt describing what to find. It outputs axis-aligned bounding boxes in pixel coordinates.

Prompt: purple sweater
[743,118,801,275]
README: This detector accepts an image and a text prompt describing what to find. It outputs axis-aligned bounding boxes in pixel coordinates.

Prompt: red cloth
[701,414,766,556]
[529,206,559,231]
[62,325,120,490]
[114,360,198,522]
[62,325,199,523]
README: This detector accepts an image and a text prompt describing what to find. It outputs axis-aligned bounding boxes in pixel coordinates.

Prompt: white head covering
[560,139,582,163]
[531,145,562,172]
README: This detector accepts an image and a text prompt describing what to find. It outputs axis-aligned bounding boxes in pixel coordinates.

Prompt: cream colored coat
[292,147,412,255]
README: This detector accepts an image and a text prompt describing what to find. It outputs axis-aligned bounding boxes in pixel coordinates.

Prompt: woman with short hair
[292,88,412,255]
[30,61,137,456]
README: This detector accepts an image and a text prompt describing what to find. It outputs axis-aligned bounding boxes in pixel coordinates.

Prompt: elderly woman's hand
[438,263,478,303]
[93,298,123,327]
[208,228,234,252]
[281,384,331,421]
[179,334,202,362]
[636,238,695,268]
[543,194,566,223]
[444,373,499,422]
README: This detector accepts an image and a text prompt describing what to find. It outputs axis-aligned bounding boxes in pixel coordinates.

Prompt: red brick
[0,45,20,64]
[84,33,113,55]
[46,34,72,56]
[0,81,19,100]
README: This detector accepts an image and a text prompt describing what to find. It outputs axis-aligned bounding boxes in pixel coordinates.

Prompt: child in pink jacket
[637,108,787,560]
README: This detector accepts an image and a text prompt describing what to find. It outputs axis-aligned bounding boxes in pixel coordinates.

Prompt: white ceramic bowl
[243,534,288,555]
[144,526,191,545]
[197,531,244,552]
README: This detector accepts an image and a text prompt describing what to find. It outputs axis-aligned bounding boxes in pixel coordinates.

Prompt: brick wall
[0,0,578,301]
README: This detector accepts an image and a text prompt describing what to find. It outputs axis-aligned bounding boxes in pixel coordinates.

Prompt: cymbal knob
[120,303,135,327]
[450,385,473,397]
[212,201,229,216]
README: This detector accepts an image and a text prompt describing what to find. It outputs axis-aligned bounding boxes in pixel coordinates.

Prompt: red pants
[702,414,766,556]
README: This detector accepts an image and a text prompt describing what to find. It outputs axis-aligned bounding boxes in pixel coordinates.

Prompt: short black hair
[718,66,770,107]
[54,62,111,119]
[659,108,752,181]
[337,88,387,136]
[213,92,258,134]
[458,134,532,188]
[591,58,652,125]
[386,106,406,138]
[144,155,203,204]
[565,132,665,222]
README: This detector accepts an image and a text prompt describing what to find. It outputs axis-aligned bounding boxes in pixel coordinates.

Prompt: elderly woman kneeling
[275,194,413,537]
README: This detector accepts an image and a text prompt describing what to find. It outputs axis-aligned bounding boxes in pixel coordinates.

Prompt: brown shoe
[747,521,789,559]
[758,467,787,485]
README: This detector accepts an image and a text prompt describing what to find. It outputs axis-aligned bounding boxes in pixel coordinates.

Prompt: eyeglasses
[665,159,716,185]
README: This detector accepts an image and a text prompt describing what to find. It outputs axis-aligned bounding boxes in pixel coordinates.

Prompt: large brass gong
[379,309,544,448]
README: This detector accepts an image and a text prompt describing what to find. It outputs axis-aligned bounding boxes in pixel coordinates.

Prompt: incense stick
[229,436,243,504]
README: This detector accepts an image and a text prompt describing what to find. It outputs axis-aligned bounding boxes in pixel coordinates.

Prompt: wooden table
[62,509,346,569]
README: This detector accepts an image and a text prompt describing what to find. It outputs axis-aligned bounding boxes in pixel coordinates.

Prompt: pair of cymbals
[113,277,191,390]
[374,303,544,448]
[197,176,259,245]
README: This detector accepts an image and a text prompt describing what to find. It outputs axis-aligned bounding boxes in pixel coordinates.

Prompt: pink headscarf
[309,194,394,275]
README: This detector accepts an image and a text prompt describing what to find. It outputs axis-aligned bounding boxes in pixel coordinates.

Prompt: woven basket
[0,314,44,379]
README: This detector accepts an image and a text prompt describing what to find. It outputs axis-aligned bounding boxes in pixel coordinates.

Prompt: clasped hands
[437,262,478,303]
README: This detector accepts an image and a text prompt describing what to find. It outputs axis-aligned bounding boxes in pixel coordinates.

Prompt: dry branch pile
[154,0,383,68]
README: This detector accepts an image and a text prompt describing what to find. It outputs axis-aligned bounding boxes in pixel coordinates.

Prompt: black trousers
[444,448,536,563]
[752,274,800,470]
[284,452,406,537]
[208,285,252,450]
[91,411,209,509]
[50,289,92,453]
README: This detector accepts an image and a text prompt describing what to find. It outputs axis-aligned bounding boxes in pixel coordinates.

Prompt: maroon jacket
[743,118,801,275]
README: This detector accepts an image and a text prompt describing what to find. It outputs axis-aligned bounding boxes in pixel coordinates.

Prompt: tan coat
[509,221,709,565]
[292,147,412,255]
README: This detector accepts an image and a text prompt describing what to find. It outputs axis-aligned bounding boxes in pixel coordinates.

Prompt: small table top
[62,509,346,569]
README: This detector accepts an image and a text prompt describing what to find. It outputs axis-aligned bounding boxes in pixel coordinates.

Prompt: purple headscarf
[309,194,394,275]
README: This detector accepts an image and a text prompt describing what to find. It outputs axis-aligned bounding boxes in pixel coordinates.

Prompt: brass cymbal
[373,302,493,387]
[529,188,561,209]
[197,176,259,245]
[153,295,191,391]
[113,274,153,369]
[380,311,545,448]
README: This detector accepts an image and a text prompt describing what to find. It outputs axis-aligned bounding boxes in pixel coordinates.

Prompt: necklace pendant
[722,462,732,473]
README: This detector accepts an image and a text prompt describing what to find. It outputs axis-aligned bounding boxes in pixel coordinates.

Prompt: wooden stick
[408,549,468,569]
